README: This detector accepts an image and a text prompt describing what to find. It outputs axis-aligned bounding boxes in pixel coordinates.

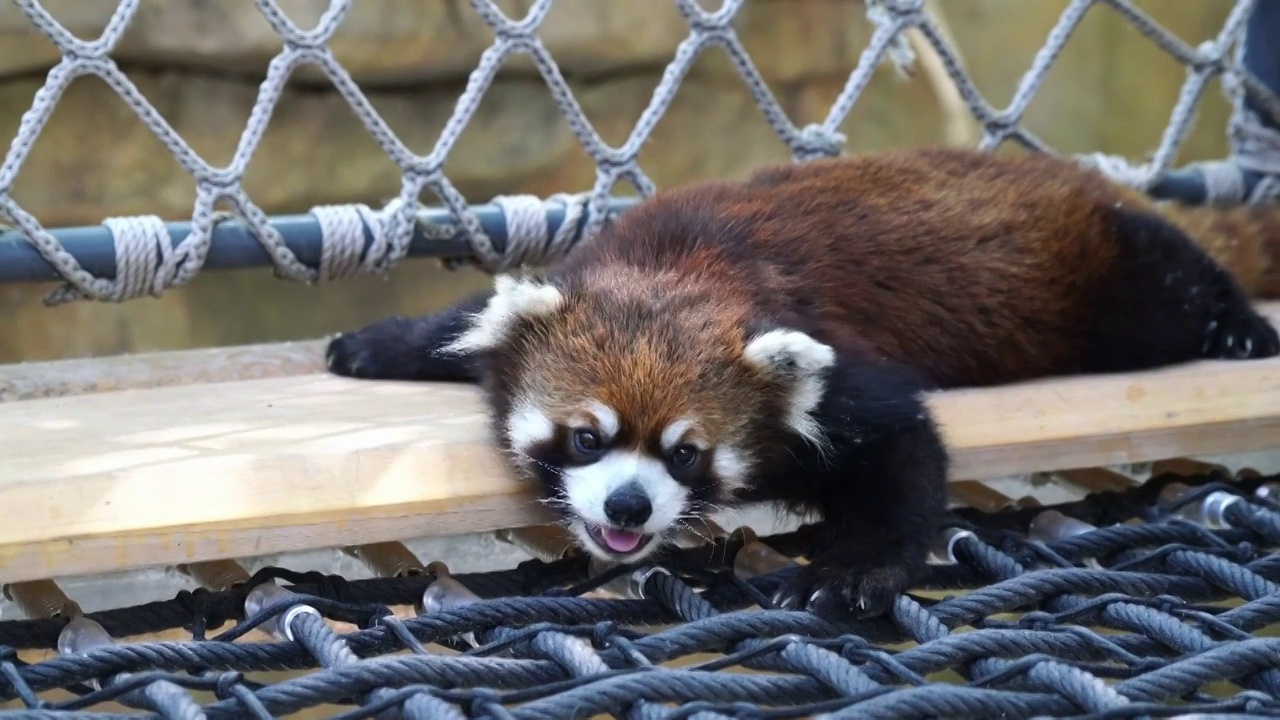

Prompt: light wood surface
[0,338,326,403]
[0,303,1276,584]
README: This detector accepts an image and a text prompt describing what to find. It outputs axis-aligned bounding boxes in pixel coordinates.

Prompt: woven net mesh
[2,0,1280,306]
[0,466,1278,718]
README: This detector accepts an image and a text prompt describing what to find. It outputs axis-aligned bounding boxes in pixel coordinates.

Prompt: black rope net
[1,464,1278,719]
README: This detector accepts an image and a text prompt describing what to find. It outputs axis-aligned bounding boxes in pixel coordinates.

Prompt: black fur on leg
[1086,206,1280,373]
[742,356,950,620]
[325,290,492,383]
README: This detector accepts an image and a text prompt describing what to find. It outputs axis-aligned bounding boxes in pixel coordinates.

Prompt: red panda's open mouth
[583,522,655,557]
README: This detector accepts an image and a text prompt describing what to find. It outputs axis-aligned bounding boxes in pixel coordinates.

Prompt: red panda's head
[444,268,836,563]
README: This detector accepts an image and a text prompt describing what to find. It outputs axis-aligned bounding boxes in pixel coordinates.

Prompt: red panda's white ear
[743,329,836,378]
[744,328,835,448]
[443,273,565,354]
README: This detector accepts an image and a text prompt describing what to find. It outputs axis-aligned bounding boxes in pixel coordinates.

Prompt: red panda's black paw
[1203,307,1280,360]
[325,331,380,379]
[325,319,422,380]
[770,558,913,621]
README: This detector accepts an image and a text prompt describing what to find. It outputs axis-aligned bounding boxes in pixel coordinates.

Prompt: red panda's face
[445,272,837,563]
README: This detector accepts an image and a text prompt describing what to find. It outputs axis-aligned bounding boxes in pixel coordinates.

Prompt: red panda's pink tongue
[601,528,644,553]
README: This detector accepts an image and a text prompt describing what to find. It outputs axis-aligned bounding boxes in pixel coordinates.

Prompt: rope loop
[44,214,179,305]
[487,192,591,271]
[309,197,420,282]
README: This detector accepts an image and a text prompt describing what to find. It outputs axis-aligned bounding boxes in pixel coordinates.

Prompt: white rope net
[1,0,1278,306]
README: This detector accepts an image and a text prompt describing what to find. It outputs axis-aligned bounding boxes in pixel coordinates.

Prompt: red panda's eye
[572,428,602,455]
[670,444,699,468]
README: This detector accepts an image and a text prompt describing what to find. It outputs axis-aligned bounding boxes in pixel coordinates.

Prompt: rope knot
[864,0,920,77]
[793,124,847,161]
[590,621,619,649]
[212,671,246,700]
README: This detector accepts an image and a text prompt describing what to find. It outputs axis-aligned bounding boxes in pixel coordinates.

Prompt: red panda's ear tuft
[443,273,565,354]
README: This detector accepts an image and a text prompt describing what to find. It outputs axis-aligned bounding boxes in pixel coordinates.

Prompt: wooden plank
[0,339,326,403]
[0,303,1275,583]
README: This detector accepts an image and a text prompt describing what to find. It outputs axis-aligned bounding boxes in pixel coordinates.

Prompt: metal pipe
[0,197,639,284]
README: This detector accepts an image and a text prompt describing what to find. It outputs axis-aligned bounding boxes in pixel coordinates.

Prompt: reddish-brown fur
[550,146,1279,391]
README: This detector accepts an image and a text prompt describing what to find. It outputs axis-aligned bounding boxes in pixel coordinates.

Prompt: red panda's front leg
[747,356,950,620]
[326,290,493,382]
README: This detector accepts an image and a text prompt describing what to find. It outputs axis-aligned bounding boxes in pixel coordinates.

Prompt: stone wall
[0,0,1240,363]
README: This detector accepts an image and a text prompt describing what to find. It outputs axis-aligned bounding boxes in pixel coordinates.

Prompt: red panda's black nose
[604,483,652,527]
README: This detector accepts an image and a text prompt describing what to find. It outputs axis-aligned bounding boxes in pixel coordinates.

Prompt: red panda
[325,146,1280,620]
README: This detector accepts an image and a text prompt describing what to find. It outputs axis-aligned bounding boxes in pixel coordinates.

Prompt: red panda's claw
[771,557,912,621]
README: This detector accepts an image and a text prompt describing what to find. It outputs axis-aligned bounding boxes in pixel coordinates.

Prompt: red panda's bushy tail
[1155,200,1280,300]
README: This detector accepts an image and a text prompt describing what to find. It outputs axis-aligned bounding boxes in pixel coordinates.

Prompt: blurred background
[0,0,1247,364]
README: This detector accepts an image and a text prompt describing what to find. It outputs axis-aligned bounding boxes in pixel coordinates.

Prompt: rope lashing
[41,214,178,305]
[311,202,392,283]
[35,192,594,299]
[489,192,590,271]
[105,215,179,301]
[308,193,590,281]
[1194,104,1280,204]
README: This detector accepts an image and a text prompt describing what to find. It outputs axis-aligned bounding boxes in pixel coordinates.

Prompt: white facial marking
[744,328,836,450]
[711,444,750,491]
[586,401,620,441]
[444,273,564,354]
[660,417,705,451]
[505,401,554,453]
[562,449,688,550]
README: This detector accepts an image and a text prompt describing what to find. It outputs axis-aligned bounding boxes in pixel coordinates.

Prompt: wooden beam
[0,303,1275,583]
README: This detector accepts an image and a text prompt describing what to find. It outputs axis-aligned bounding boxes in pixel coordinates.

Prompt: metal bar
[0,197,640,285]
